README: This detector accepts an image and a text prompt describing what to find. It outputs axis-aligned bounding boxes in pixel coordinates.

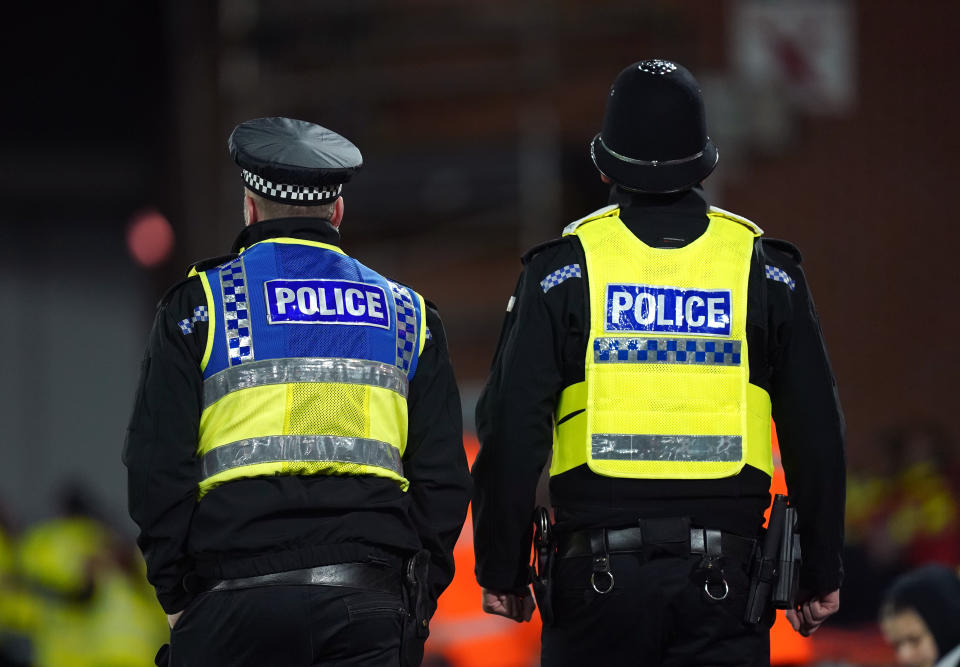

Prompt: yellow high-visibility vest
[552,205,773,480]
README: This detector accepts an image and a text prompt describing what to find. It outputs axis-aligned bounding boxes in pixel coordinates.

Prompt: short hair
[246,188,336,222]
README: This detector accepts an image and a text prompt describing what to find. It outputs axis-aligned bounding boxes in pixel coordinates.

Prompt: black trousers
[169,584,405,666]
[541,551,771,667]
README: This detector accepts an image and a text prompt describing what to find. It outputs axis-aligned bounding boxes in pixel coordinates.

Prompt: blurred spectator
[0,504,35,667]
[879,564,960,667]
[850,423,960,564]
[885,425,960,568]
[14,482,167,667]
[840,423,960,624]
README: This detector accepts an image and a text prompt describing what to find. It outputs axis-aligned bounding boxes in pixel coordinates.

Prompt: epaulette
[157,276,200,308]
[521,237,573,265]
[187,253,238,275]
[157,253,237,308]
[762,238,803,264]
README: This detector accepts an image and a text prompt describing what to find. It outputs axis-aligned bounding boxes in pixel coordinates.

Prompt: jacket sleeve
[472,253,571,592]
[122,280,206,613]
[766,251,847,596]
[403,305,472,612]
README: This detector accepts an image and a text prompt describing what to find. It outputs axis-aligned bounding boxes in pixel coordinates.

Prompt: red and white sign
[731,0,856,115]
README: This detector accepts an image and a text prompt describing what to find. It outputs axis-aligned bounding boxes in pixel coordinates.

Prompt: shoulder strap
[187,254,238,276]
[521,236,572,265]
[562,205,620,236]
[708,206,764,237]
[763,238,803,264]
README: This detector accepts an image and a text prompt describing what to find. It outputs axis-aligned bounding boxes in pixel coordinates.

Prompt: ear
[329,197,345,228]
[243,193,260,227]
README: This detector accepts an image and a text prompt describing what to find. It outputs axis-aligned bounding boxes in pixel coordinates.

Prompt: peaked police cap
[590,60,718,194]
[228,117,363,205]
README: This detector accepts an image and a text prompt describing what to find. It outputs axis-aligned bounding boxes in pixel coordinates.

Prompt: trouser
[541,549,771,667]
[169,583,405,666]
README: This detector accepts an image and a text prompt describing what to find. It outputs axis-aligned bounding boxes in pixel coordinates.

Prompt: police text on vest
[265,279,390,328]
[605,284,731,336]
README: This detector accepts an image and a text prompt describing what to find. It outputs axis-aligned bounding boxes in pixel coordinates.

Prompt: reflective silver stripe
[203,357,408,409]
[221,258,255,366]
[591,434,742,462]
[201,435,403,480]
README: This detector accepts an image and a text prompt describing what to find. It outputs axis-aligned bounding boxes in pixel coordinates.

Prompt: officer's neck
[615,186,710,249]
[232,217,341,253]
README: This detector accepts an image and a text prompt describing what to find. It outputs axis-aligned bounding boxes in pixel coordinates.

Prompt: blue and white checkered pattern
[389,281,418,374]
[178,305,210,335]
[594,337,741,366]
[540,264,581,293]
[221,260,254,366]
[765,265,796,291]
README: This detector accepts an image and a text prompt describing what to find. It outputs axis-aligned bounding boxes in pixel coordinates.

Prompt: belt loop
[588,529,607,555]
[705,529,723,557]
[633,518,648,549]
[690,527,706,554]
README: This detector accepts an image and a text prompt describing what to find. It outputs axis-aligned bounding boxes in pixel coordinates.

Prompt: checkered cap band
[242,169,343,204]
[540,264,582,293]
[220,259,255,366]
[389,281,418,375]
[594,337,741,366]
[764,265,796,291]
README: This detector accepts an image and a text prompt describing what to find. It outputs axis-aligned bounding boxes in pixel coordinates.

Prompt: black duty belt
[208,562,402,595]
[558,521,756,564]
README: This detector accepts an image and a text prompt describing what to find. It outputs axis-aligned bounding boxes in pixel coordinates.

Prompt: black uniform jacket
[472,188,845,597]
[123,217,472,614]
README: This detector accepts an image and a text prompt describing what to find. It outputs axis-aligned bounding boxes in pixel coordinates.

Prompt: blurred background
[0,0,957,665]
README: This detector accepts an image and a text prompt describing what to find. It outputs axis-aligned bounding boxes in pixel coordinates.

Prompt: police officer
[123,117,471,666]
[472,60,845,666]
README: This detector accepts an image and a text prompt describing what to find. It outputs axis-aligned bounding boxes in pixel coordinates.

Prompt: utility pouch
[744,494,801,625]
[401,550,431,667]
[529,507,555,625]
